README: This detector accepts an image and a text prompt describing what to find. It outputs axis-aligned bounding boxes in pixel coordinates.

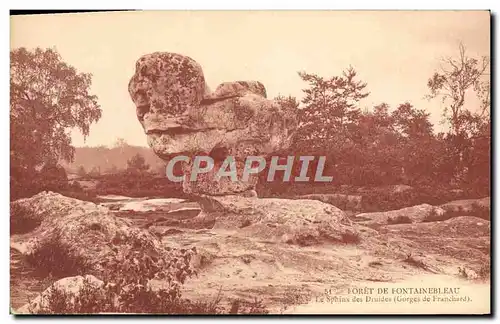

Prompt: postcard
[10,10,491,315]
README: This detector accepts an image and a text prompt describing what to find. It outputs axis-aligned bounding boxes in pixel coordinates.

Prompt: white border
[2,2,497,323]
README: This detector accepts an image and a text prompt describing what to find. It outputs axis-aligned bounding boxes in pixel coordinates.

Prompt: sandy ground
[10,196,491,314]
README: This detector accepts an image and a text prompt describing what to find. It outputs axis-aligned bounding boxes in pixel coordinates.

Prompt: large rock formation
[128,52,297,196]
[10,192,196,277]
[128,52,355,243]
[197,195,356,245]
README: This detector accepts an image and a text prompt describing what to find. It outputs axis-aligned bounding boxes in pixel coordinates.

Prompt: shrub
[31,242,199,314]
[478,261,490,280]
[360,185,473,213]
[403,253,428,270]
[470,203,490,220]
[387,215,412,225]
[34,278,269,314]
[457,266,469,279]
[58,189,98,203]
[25,233,91,279]
[10,203,39,234]
[94,172,187,199]
[423,204,490,223]
[340,231,361,244]
[422,209,453,223]
[237,298,270,314]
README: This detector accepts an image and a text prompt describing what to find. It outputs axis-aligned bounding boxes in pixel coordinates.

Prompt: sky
[10,11,490,147]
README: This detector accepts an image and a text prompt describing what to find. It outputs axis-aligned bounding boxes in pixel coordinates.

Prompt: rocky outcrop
[299,193,362,211]
[182,158,259,196]
[355,203,446,225]
[195,195,357,245]
[128,52,354,246]
[378,216,490,267]
[10,192,194,276]
[128,52,297,196]
[16,275,104,314]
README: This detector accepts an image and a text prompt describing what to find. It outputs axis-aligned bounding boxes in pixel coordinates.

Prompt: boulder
[16,275,104,314]
[196,195,357,245]
[128,52,297,196]
[355,203,445,225]
[10,192,192,276]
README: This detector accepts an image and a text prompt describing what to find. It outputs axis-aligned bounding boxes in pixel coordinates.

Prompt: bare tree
[426,42,489,135]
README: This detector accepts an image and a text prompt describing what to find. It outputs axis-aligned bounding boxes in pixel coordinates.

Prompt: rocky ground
[10,192,490,314]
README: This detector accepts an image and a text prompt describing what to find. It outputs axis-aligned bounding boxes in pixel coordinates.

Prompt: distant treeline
[10,45,490,202]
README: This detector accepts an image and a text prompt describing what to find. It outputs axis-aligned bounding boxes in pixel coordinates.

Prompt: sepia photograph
[9,10,491,315]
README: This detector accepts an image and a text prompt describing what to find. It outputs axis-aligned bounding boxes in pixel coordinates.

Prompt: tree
[391,103,439,186]
[40,162,68,182]
[126,153,150,174]
[107,164,119,174]
[347,103,400,185]
[88,166,101,178]
[392,102,434,139]
[295,67,369,152]
[274,95,300,111]
[113,138,129,148]
[10,47,101,197]
[426,43,490,186]
[274,94,300,134]
[38,162,68,191]
[77,165,87,178]
[426,42,489,135]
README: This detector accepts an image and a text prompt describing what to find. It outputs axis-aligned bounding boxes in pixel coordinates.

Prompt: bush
[25,233,91,279]
[478,260,490,280]
[422,209,454,223]
[403,253,428,270]
[94,172,187,199]
[10,203,39,234]
[470,203,490,220]
[457,266,468,279]
[340,231,361,244]
[58,189,98,203]
[387,215,412,225]
[29,236,205,314]
[34,278,270,314]
[423,203,490,223]
[361,187,452,212]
